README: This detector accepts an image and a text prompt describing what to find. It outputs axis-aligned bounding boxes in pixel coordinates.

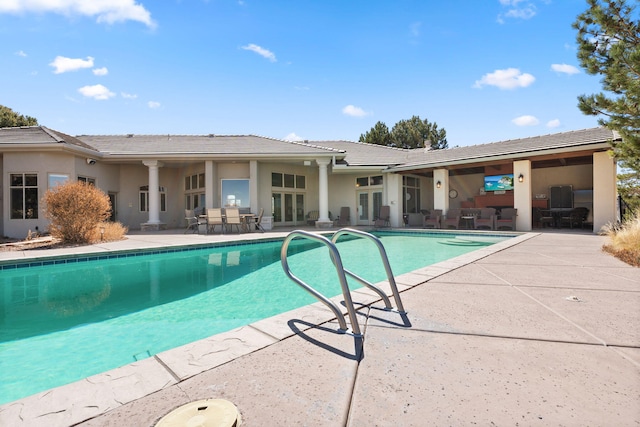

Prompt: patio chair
[225,207,242,233]
[474,208,496,230]
[206,208,224,234]
[442,208,461,229]
[336,206,350,226]
[254,208,265,233]
[423,209,442,229]
[184,209,202,234]
[373,205,391,228]
[496,208,517,230]
[560,207,589,229]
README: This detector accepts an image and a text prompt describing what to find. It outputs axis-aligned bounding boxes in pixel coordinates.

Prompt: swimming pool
[0,231,510,404]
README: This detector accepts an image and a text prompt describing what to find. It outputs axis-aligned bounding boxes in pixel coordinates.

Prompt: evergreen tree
[0,105,38,127]
[573,0,640,172]
[360,116,447,149]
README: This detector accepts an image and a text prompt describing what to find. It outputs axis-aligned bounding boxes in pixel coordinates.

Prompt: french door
[357,190,382,225]
[272,192,305,226]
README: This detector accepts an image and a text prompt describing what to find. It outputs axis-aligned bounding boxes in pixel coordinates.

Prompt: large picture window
[10,173,38,219]
[222,179,250,208]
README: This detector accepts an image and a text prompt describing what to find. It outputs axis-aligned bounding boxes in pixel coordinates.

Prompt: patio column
[316,158,332,227]
[250,160,258,212]
[205,160,215,208]
[593,151,617,233]
[513,160,532,231]
[142,160,166,231]
[433,169,449,212]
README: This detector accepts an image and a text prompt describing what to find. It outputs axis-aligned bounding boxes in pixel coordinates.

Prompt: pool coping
[0,229,534,427]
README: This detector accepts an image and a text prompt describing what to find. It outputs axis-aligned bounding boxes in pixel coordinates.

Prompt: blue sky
[2,0,603,146]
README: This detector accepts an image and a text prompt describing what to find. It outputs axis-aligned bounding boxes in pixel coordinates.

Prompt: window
[403,176,421,214]
[10,173,38,219]
[48,174,69,188]
[356,175,383,187]
[77,176,95,185]
[222,179,249,208]
[185,173,205,210]
[271,172,306,189]
[139,185,167,212]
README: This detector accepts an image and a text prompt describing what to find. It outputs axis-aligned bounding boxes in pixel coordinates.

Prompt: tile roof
[306,140,411,166]
[394,127,618,170]
[76,134,344,157]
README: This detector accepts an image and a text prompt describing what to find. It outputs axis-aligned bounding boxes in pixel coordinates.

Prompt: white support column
[316,158,332,227]
[205,160,215,209]
[250,160,258,212]
[513,160,532,231]
[593,151,617,233]
[142,160,165,230]
[433,169,449,212]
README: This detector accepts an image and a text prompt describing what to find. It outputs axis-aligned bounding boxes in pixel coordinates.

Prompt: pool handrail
[281,230,362,336]
[331,228,406,314]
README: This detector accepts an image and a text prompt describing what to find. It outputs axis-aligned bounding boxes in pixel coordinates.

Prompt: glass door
[272,192,305,226]
[357,190,383,225]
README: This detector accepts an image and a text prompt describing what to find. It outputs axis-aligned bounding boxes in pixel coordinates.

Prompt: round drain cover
[156,399,240,427]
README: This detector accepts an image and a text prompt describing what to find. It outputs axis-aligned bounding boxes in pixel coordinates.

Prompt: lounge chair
[336,206,350,226]
[423,209,442,228]
[442,208,461,229]
[306,210,319,225]
[254,208,265,232]
[474,208,496,230]
[206,208,224,234]
[496,208,517,230]
[225,207,242,233]
[374,205,391,228]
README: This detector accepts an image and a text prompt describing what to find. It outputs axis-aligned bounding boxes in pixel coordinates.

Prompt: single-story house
[0,126,619,239]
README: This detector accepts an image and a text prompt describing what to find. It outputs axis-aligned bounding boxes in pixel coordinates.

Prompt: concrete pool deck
[1,228,638,426]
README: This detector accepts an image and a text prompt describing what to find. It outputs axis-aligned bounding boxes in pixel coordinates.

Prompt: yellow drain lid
[155,398,240,427]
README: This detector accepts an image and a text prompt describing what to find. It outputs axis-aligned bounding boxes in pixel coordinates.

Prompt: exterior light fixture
[436,181,441,188]
[100,226,105,241]
[518,173,524,183]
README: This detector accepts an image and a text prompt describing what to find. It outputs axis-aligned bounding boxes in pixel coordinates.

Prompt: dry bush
[43,181,111,244]
[88,221,128,242]
[602,210,640,267]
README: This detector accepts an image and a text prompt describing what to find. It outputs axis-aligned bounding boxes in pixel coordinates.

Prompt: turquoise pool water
[0,231,509,404]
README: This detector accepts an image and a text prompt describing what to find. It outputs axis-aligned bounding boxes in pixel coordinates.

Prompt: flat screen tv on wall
[484,174,514,192]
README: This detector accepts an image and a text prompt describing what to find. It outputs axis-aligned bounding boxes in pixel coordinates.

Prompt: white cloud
[50,56,94,74]
[284,132,304,142]
[148,101,161,109]
[473,68,535,90]
[15,50,27,57]
[93,67,108,76]
[551,63,580,75]
[547,119,560,128]
[241,44,276,62]
[497,0,536,23]
[0,0,155,28]
[121,92,138,99]
[342,105,370,117]
[78,84,115,100]
[512,115,539,126]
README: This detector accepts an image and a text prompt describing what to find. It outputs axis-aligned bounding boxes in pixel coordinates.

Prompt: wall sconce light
[518,173,524,183]
[436,181,441,188]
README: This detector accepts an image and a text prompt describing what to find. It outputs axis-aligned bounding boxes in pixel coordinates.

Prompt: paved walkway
[1,229,638,426]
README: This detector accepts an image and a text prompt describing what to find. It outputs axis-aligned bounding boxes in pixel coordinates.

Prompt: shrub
[602,210,640,267]
[43,181,112,244]
[89,221,128,242]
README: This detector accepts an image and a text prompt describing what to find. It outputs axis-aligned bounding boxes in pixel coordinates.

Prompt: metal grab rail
[331,228,406,314]
[281,230,362,336]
